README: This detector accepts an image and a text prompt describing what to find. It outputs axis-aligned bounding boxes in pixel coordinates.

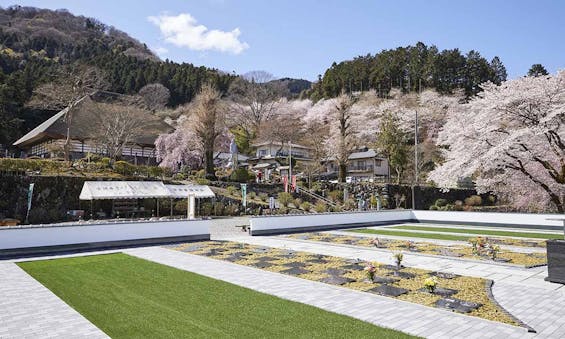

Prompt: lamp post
[411,110,419,210]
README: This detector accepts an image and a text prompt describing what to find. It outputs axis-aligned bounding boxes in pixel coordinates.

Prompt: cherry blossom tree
[429,71,565,212]
[155,116,203,170]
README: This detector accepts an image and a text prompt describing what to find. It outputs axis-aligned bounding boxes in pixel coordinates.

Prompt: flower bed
[284,232,546,268]
[167,241,522,326]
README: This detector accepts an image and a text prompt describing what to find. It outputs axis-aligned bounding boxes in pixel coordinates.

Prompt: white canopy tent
[79,181,215,219]
[79,181,170,200]
[164,184,215,199]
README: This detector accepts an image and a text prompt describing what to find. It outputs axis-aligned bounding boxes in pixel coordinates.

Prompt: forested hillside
[309,42,507,100]
[0,6,234,147]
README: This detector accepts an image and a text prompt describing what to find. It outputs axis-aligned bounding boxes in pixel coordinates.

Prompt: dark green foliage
[229,168,249,182]
[527,64,549,77]
[309,42,506,99]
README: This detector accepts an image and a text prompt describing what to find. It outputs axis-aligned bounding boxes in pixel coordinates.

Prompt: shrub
[434,198,448,207]
[343,199,356,210]
[174,200,188,213]
[464,195,483,206]
[113,161,135,176]
[201,202,213,216]
[328,190,342,203]
[195,169,206,178]
[213,202,225,216]
[196,178,210,185]
[300,201,312,211]
[172,173,186,180]
[277,192,293,207]
[258,193,268,202]
[99,157,111,168]
[314,202,327,213]
[148,166,163,178]
[248,191,256,200]
[229,168,249,183]
[293,198,303,208]
[226,186,237,196]
[429,205,439,210]
[279,207,289,214]
[331,205,343,212]
[453,204,465,211]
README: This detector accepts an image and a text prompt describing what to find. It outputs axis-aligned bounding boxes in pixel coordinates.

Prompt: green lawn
[391,225,562,239]
[348,228,479,241]
[19,253,414,339]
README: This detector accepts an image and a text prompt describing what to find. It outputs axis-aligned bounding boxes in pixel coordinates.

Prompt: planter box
[546,240,565,284]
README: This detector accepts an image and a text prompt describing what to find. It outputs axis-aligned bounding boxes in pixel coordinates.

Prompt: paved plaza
[1,217,565,338]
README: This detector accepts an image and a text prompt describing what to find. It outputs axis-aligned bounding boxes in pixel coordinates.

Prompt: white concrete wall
[0,219,210,250]
[250,210,563,234]
[412,210,563,228]
[250,210,413,233]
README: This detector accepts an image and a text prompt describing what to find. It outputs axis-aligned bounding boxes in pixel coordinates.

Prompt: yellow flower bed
[169,241,521,326]
[286,233,546,267]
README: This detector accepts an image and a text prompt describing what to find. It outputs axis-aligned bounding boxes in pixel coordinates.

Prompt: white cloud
[152,46,169,56]
[148,13,249,54]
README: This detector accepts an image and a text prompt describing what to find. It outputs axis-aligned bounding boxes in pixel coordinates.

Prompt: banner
[25,183,34,223]
[240,183,247,208]
[291,175,297,192]
[283,175,288,193]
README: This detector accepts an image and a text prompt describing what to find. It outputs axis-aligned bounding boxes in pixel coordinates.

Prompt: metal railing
[296,187,338,207]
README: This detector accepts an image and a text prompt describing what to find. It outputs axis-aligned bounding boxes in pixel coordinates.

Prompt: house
[13,91,173,164]
[323,148,389,181]
[248,141,313,175]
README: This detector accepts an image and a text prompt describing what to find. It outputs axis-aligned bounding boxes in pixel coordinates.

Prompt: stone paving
[0,216,563,338]
[126,246,530,338]
[0,262,109,339]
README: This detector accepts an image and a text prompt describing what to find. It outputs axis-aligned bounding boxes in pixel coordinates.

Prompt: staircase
[296,187,338,207]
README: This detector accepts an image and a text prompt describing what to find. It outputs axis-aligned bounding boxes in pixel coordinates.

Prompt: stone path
[0,261,109,339]
[126,246,529,338]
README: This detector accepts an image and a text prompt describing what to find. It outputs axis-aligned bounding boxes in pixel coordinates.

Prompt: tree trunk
[338,162,347,183]
[204,149,216,180]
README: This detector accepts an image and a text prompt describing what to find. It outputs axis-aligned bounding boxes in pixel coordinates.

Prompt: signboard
[240,183,247,208]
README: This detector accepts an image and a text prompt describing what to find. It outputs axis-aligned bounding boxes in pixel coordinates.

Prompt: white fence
[412,210,562,228]
[250,210,563,235]
[250,210,414,235]
[0,219,210,254]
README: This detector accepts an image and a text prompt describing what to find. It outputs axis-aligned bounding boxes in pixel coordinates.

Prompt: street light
[412,110,419,210]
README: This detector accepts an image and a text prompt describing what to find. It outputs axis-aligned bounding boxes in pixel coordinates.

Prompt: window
[375,159,382,167]
[258,149,267,156]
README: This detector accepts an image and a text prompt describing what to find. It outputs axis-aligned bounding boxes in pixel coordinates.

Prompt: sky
[1,0,564,81]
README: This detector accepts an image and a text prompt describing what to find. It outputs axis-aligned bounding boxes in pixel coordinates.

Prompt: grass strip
[19,253,414,339]
[391,225,562,239]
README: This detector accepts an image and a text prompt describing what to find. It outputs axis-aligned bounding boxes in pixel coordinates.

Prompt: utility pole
[412,110,419,210]
[289,141,292,183]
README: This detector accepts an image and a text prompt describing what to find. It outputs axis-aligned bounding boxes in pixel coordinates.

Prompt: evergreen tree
[527,64,549,77]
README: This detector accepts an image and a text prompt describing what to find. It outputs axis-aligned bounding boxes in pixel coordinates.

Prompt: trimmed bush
[429,205,439,210]
[229,168,249,183]
[113,161,135,176]
[434,198,448,207]
[464,195,483,206]
[258,193,268,202]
